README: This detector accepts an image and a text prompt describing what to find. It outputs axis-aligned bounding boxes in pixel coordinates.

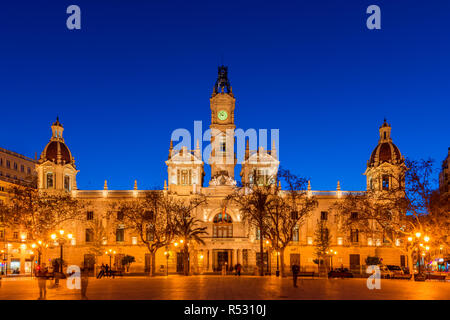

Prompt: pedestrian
[37,264,48,299]
[80,266,89,300]
[291,263,300,288]
[97,264,105,279]
[236,263,242,276]
[105,264,110,277]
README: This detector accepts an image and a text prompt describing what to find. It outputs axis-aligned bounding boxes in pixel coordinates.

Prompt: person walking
[80,266,89,300]
[97,264,105,279]
[236,263,242,276]
[291,263,300,288]
[37,264,48,300]
[105,264,110,278]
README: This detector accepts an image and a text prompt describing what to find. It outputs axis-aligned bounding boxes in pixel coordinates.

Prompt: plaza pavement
[0,275,449,300]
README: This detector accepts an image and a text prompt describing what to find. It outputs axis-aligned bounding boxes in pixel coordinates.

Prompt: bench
[426,274,446,281]
[297,272,315,278]
[391,274,412,280]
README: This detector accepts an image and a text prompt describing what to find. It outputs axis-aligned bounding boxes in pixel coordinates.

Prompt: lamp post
[164,247,170,276]
[105,249,116,274]
[50,230,73,274]
[276,251,280,277]
[408,232,430,276]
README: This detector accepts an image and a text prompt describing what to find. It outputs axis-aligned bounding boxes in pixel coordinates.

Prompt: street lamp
[50,230,73,274]
[105,249,116,273]
[164,248,170,276]
[408,232,430,276]
[276,251,280,277]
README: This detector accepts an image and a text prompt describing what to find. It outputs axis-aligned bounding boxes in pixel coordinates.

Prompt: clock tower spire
[209,66,237,185]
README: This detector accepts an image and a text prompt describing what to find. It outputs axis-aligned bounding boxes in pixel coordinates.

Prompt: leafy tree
[172,195,208,276]
[365,256,382,265]
[121,255,136,272]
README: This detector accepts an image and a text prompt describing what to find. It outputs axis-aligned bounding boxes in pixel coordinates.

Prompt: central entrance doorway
[213,249,232,272]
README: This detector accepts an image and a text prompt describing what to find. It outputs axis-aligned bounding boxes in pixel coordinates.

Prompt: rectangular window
[293,226,299,242]
[320,211,328,221]
[13,231,18,239]
[337,237,343,245]
[86,211,94,220]
[220,141,226,152]
[117,211,124,221]
[0,230,4,239]
[116,228,125,242]
[0,158,2,166]
[85,229,94,242]
[27,167,31,175]
[350,229,359,243]
[47,173,54,188]
[255,228,261,240]
[382,175,390,190]
[351,212,358,220]
[64,175,70,191]
[20,165,24,172]
[242,249,248,267]
[291,211,298,220]
[13,162,18,171]
[146,227,154,241]
[6,160,10,169]
[307,236,313,245]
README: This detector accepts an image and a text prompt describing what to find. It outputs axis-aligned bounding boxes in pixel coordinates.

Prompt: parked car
[328,268,353,278]
[379,265,404,279]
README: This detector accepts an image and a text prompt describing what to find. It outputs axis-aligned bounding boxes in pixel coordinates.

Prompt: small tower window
[47,173,54,188]
[64,175,71,191]
[382,175,390,190]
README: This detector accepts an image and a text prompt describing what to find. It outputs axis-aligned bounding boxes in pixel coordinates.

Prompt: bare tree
[112,191,176,276]
[313,220,332,274]
[333,158,449,273]
[265,168,317,276]
[0,184,83,245]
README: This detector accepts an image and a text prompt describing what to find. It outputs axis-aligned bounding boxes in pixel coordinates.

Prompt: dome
[369,142,402,167]
[42,141,72,164]
[368,120,403,167]
[39,117,74,166]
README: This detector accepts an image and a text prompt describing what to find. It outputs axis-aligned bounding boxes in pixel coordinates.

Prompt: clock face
[218,110,228,121]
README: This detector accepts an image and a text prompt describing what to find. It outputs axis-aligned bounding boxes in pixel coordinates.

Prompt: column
[232,249,237,268]
[207,249,212,272]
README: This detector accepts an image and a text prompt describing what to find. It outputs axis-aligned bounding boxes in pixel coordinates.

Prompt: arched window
[213,212,233,238]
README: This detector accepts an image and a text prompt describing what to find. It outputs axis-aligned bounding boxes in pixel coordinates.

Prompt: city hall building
[2,67,408,275]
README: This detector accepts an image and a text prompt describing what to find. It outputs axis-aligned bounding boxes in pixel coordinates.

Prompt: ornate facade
[5,67,407,275]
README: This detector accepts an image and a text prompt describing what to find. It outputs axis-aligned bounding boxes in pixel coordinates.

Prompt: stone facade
[3,67,407,275]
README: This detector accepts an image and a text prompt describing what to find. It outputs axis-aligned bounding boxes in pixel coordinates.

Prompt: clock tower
[209,66,237,185]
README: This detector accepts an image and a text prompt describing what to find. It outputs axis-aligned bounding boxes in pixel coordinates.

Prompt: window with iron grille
[116,228,125,242]
[350,229,359,243]
[86,211,94,220]
[85,229,94,242]
[320,211,328,221]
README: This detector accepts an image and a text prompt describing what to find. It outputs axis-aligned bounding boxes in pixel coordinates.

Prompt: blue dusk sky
[0,0,449,191]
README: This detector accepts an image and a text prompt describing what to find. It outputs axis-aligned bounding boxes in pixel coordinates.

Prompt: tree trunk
[150,251,156,276]
[184,245,189,276]
[259,236,264,276]
[280,248,286,277]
